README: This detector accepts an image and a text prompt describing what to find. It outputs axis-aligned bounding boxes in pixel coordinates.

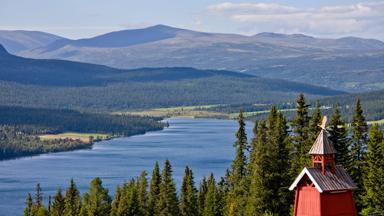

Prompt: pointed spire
[309,116,337,155]
[309,129,337,155]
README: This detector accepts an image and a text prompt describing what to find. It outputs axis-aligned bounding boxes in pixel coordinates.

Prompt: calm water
[0,118,253,216]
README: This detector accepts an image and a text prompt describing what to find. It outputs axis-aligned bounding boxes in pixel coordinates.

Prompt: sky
[0,0,383,40]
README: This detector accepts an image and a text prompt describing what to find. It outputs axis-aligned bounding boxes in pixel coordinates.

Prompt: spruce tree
[82,177,111,216]
[246,108,291,215]
[30,183,47,216]
[127,180,141,215]
[116,183,130,215]
[350,98,368,210]
[110,185,121,216]
[203,174,219,216]
[35,183,43,208]
[291,93,310,176]
[148,161,161,216]
[227,111,248,215]
[198,177,208,216]
[362,125,384,216]
[230,111,248,182]
[180,166,198,216]
[51,188,65,216]
[328,105,350,168]
[246,120,268,216]
[137,171,149,216]
[24,193,33,216]
[118,180,141,215]
[273,112,292,215]
[64,179,82,216]
[157,160,179,216]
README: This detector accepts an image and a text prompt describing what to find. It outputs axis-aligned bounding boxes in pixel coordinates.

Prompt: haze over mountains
[1,25,384,92]
[0,44,344,111]
[0,30,63,54]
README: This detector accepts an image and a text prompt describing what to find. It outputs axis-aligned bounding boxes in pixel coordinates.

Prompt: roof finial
[320,116,327,130]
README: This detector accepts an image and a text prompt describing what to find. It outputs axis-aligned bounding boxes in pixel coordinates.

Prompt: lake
[0,118,254,216]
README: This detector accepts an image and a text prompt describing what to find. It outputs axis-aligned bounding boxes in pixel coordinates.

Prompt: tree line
[0,106,165,160]
[23,94,384,215]
[0,125,91,160]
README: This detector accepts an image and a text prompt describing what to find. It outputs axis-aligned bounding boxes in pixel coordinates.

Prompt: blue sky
[1,0,383,40]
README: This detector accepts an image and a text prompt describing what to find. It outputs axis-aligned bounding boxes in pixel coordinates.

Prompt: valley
[2,25,383,92]
[0,21,383,216]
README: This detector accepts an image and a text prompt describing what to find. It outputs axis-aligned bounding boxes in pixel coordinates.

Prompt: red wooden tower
[289,117,357,216]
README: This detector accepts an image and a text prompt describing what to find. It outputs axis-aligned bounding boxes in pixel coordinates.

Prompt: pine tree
[362,125,384,216]
[308,101,322,143]
[24,193,33,216]
[116,183,130,215]
[110,185,121,216]
[64,179,82,216]
[203,174,219,216]
[216,177,227,216]
[230,111,248,182]
[35,183,43,208]
[226,111,248,215]
[118,179,141,215]
[198,177,208,216]
[273,112,292,215]
[137,171,148,216]
[291,93,311,176]
[350,98,368,210]
[82,177,111,216]
[246,108,291,215]
[328,105,350,168]
[246,121,267,216]
[157,160,179,216]
[51,188,65,216]
[148,161,161,216]
[180,166,198,216]
[30,183,46,216]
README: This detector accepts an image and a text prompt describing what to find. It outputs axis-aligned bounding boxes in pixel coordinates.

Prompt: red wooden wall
[296,186,321,216]
[321,191,356,216]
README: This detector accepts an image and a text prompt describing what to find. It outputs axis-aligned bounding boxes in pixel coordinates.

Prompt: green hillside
[0,44,344,111]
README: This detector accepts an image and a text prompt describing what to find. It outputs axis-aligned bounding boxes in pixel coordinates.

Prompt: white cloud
[207,1,384,39]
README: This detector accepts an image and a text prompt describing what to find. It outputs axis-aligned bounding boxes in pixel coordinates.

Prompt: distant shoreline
[0,127,165,161]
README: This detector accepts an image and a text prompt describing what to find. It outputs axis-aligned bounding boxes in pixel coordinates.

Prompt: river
[0,118,254,215]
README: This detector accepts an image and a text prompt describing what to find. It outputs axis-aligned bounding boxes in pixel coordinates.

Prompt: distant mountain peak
[255,32,287,38]
[255,32,314,39]
[147,24,179,30]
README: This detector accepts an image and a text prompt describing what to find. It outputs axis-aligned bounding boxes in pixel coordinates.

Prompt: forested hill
[0,44,251,87]
[0,105,165,160]
[0,44,344,111]
[319,89,384,121]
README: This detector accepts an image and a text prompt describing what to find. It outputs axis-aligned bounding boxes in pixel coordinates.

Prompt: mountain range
[0,44,343,111]
[1,25,383,92]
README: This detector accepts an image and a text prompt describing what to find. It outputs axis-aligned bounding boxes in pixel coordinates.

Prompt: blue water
[0,118,254,215]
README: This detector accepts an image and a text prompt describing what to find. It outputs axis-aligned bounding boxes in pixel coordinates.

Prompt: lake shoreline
[0,126,166,161]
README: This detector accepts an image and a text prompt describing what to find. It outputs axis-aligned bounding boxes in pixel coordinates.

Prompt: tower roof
[289,165,357,192]
[309,129,337,155]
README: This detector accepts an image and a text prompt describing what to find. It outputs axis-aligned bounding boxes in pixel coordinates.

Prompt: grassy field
[228,108,297,119]
[367,119,384,125]
[39,132,110,143]
[116,105,228,119]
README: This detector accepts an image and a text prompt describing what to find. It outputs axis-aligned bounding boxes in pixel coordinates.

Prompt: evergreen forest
[0,106,165,160]
[23,95,384,216]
